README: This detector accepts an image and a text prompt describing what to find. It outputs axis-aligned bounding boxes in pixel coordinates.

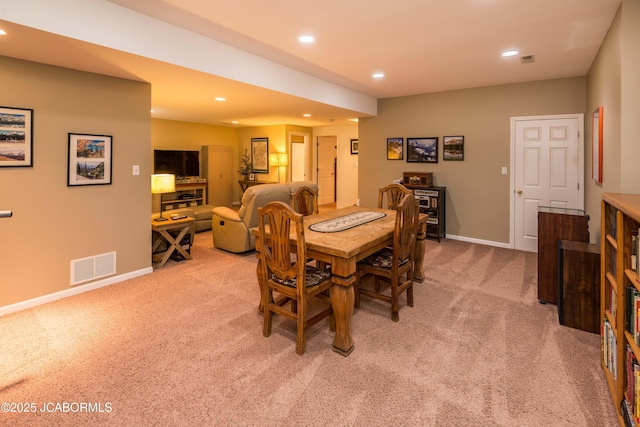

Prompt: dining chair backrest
[258,201,306,283]
[393,193,419,266]
[291,186,319,216]
[378,183,412,210]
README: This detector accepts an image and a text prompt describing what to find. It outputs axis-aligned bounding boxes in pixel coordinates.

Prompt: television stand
[153,182,207,213]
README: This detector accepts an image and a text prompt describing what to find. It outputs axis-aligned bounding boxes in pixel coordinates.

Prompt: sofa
[211,181,318,253]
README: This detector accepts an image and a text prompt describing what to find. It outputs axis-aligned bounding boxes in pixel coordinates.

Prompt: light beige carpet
[0,231,617,426]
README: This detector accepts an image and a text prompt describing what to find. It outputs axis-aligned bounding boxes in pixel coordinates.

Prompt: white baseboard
[0,267,153,317]
[444,234,512,249]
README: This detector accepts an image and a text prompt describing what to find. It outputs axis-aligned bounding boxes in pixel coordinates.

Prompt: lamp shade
[151,174,175,194]
[277,153,288,166]
[269,153,288,166]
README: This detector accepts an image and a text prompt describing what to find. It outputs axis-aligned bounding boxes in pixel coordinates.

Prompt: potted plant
[237,148,252,180]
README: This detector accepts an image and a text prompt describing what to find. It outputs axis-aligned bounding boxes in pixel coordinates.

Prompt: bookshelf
[601,193,640,426]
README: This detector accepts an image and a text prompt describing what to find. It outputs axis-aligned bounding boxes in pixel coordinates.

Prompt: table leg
[153,226,192,268]
[255,249,266,314]
[413,223,426,282]
[330,276,355,356]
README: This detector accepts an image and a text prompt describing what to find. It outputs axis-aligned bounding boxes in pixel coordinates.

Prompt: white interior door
[512,115,584,252]
[291,139,306,181]
[317,136,336,205]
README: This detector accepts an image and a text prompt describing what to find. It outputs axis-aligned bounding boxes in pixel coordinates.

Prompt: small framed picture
[443,136,464,161]
[431,197,438,208]
[350,139,359,154]
[386,138,403,160]
[0,106,34,167]
[407,137,438,163]
[67,133,112,186]
[248,173,255,181]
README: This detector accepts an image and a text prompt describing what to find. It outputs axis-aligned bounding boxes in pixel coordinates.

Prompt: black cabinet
[412,186,446,242]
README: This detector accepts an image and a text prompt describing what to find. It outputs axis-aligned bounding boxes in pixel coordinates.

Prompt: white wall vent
[71,251,116,286]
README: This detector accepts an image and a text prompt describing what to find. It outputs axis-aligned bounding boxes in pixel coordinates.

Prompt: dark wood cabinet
[558,239,600,333]
[537,207,589,304]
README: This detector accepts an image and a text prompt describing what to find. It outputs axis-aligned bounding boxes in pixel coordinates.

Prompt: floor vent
[71,251,116,286]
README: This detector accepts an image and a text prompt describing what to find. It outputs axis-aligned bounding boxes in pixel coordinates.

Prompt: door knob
[517,190,522,195]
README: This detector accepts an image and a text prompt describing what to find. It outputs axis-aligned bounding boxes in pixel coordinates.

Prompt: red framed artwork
[592,106,603,183]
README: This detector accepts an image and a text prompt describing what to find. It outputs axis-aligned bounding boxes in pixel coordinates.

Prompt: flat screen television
[154,149,200,178]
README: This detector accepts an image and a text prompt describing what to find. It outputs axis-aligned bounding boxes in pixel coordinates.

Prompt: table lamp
[269,153,288,183]
[151,173,176,221]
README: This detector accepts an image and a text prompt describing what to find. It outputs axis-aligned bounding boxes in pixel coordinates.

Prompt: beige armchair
[211,181,318,253]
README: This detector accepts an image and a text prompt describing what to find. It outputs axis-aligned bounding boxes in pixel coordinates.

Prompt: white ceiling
[0,0,621,127]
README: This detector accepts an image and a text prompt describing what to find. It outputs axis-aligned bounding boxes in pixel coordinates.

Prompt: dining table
[253,205,427,356]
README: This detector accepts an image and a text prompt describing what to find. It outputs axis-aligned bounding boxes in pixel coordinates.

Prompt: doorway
[289,132,308,182]
[317,135,337,206]
[510,114,584,252]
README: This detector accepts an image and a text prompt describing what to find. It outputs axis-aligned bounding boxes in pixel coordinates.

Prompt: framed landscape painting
[251,137,269,173]
[0,106,33,167]
[67,133,112,186]
[386,138,403,160]
[407,137,438,163]
[443,136,464,161]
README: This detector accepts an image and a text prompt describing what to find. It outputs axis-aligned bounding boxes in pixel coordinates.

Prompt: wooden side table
[238,180,277,192]
[151,216,195,268]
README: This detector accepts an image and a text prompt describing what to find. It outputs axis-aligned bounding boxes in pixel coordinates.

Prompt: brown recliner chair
[211,181,318,253]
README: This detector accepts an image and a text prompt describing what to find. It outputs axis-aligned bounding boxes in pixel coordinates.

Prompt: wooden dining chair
[258,201,334,355]
[378,183,412,210]
[291,185,329,268]
[291,186,319,216]
[355,193,419,322]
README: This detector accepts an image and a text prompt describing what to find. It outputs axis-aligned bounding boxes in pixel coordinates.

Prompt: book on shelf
[622,398,636,427]
[637,227,640,275]
[633,230,638,272]
[610,206,619,237]
[627,344,639,425]
[603,318,618,379]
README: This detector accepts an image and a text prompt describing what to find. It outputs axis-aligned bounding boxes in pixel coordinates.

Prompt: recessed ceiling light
[299,35,315,43]
[0,29,6,36]
[372,72,384,79]
[502,50,519,57]
[348,118,359,123]
[231,121,238,124]
[214,97,226,102]
[303,113,311,117]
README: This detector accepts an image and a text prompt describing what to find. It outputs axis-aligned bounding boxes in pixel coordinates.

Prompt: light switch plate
[132,165,140,175]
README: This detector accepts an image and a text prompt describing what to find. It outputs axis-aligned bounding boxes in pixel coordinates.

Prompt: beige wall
[586,7,621,241]
[359,78,586,244]
[620,0,640,194]
[586,0,640,242]
[1,56,151,308]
